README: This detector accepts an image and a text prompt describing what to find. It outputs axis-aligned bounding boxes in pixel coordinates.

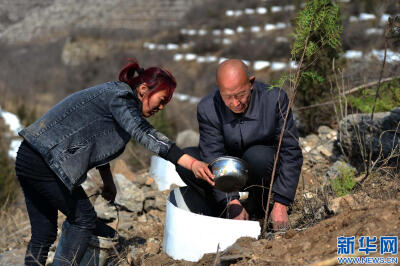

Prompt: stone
[0,248,25,266]
[175,129,199,148]
[128,246,139,263]
[337,106,400,168]
[318,125,334,141]
[328,194,357,214]
[138,214,147,223]
[143,191,167,212]
[81,169,102,194]
[114,174,144,212]
[305,134,320,146]
[145,177,154,186]
[94,196,117,220]
[303,192,315,199]
[112,159,135,182]
[317,145,333,158]
[144,238,160,254]
[132,170,151,186]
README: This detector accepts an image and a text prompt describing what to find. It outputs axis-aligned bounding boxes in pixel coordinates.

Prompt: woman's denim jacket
[19,81,173,191]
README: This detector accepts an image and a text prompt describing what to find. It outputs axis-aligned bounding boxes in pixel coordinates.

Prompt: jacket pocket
[59,144,91,184]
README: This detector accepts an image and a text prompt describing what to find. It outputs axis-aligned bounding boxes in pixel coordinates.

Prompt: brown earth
[139,199,400,266]
[1,163,399,266]
[133,170,400,266]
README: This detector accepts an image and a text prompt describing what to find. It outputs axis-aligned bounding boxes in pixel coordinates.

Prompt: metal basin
[209,156,248,192]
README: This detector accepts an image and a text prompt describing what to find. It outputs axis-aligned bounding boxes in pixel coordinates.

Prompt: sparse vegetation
[330,162,356,197]
[348,78,400,113]
[0,125,17,205]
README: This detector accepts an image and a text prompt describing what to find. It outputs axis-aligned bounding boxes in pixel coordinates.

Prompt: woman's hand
[177,154,215,186]
[102,180,117,203]
[97,164,117,203]
[192,160,215,186]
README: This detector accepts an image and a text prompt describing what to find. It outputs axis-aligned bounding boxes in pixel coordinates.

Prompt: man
[176,59,303,230]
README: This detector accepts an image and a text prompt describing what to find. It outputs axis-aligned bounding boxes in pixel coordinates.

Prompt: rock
[324,161,357,183]
[46,251,55,265]
[310,148,323,160]
[112,159,135,182]
[303,192,315,199]
[81,169,102,194]
[305,134,320,146]
[328,194,357,214]
[138,214,147,223]
[145,177,154,186]
[127,246,140,264]
[317,125,335,141]
[143,191,167,212]
[337,106,400,168]
[175,129,199,148]
[0,248,25,266]
[144,238,161,254]
[94,196,117,220]
[114,174,144,212]
[317,144,333,159]
[132,169,151,186]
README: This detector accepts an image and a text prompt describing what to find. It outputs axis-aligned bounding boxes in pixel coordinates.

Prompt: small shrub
[330,162,357,197]
[348,78,400,113]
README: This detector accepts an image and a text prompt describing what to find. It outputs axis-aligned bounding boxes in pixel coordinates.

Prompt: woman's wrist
[190,158,197,171]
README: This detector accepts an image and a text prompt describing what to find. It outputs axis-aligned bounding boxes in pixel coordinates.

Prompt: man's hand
[102,181,117,203]
[192,160,215,186]
[270,202,288,231]
[228,199,249,220]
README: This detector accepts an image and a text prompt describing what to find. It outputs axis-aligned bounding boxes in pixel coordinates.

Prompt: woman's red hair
[118,59,176,102]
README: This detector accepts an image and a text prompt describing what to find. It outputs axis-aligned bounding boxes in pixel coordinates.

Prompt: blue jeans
[17,175,96,266]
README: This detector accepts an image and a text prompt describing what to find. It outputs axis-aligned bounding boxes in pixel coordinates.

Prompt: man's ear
[249,76,255,88]
[249,76,255,83]
[137,83,149,100]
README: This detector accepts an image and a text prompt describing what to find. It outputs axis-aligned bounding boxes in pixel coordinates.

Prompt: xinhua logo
[337,236,398,265]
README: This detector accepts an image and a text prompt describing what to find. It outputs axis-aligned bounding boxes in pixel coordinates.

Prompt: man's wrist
[273,193,291,206]
[274,201,287,210]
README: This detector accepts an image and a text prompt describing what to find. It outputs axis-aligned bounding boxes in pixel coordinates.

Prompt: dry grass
[0,197,30,253]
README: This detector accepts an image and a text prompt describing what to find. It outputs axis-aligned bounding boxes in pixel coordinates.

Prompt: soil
[1,164,399,266]
[139,199,400,265]
[135,171,400,265]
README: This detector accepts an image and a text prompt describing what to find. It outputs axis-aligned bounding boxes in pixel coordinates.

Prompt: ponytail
[118,58,177,102]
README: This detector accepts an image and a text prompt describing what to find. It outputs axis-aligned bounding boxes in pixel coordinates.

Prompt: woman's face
[138,84,170,117]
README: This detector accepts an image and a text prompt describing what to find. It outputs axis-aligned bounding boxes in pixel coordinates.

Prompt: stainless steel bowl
[209,156,249,192]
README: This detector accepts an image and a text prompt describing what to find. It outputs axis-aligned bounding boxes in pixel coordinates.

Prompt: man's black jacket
[197,81,303,204]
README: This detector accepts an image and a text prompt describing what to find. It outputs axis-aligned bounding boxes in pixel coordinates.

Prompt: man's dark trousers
[176,145,275,218]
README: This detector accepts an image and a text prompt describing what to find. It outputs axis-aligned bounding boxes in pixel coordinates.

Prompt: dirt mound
[141,199,400,265]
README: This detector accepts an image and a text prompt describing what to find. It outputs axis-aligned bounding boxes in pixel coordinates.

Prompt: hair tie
[138,67,144,75]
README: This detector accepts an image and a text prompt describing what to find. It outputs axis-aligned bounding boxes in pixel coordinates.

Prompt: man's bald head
[216,59,255,114]
[217,59,249,88]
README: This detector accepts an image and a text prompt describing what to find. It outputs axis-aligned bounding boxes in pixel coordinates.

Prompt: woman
[15,59,214,266]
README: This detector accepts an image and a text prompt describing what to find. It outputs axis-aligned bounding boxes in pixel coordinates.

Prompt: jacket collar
[218,82,260,124]
[120,81,144,112]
